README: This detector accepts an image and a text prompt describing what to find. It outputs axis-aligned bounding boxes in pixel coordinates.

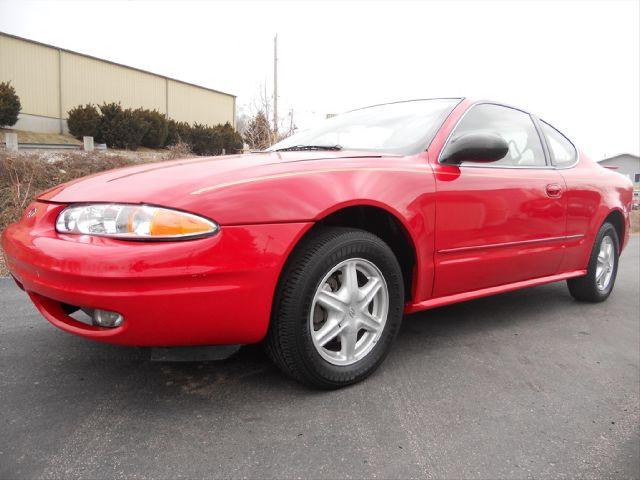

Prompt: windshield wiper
[275,144,342,152]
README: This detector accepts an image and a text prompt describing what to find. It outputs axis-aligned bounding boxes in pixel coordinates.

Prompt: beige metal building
[0,32,235,134]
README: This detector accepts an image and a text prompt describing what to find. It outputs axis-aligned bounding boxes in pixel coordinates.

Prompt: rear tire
[265,227,404,389]
[567,222,619,302]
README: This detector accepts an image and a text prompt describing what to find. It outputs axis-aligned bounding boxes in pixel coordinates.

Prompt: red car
[2,98,633,388]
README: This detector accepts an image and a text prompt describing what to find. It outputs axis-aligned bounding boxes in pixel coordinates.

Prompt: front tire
[265,227,404,389]
[567,222,620,302]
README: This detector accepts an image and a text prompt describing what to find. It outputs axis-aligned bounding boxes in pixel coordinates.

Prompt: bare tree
[278,108,297,141]
[235,110,249,138]
[239,83,296,149]
[243,110,273,150]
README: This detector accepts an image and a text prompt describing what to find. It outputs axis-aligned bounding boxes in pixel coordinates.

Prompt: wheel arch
[295,203,419,301]
[602,208,625,248]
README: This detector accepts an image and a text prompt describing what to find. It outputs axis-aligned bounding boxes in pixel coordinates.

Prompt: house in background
[599,154,640,209]
[599,154,640,187]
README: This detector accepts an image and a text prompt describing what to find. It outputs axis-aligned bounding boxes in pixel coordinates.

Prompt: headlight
[55,204,218,240]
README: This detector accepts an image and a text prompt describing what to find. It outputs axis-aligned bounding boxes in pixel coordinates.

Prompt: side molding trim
[437,234,584,254]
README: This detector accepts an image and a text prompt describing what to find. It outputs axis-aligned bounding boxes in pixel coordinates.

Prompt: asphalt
[1,238,638,480]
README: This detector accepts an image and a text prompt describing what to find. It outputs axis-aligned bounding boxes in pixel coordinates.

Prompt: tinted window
[540,121,577,167]
[445,104,546,167]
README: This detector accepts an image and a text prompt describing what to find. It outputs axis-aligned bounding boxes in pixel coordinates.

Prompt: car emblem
[26,207,37,218]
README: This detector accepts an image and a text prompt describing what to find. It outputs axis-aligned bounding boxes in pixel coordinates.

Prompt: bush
[97,103,147,150]
[67,104,100,140]
[135,108,168,148]
[64,100,242,154]
[165,119,179,146]
[96,102,121,144]
[0,81,21,127]
[190,123,222,155]
[219,122,244,154]
[165,120,242,155]
[165,119,192,147]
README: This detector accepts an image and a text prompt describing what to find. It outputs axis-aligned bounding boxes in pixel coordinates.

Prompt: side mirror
[440,132,509,165]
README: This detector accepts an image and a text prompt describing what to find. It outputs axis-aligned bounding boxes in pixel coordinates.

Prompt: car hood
[38,150,391,206]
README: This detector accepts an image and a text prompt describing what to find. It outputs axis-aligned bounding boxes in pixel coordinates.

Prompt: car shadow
[21,280,579,401]
[399,281,576,342]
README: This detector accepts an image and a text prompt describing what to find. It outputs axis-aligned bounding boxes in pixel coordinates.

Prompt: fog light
[93,309,124,328]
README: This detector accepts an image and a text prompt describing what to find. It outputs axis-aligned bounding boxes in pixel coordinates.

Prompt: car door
[537,119,593,273]
[431,103,567,298]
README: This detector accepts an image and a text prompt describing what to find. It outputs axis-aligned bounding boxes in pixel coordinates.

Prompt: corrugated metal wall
[168,79,235,126]
[0,32,235,129]
[61,52,167,114]
[0,34,60,118]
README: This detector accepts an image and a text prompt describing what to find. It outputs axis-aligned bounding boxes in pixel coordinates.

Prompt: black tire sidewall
[586,223,620,300]
[281,229,404,387]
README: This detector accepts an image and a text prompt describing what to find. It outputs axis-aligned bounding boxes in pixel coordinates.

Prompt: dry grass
[0,145,194,276]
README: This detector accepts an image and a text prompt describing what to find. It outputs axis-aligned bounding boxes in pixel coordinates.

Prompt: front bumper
[2,201,311,346]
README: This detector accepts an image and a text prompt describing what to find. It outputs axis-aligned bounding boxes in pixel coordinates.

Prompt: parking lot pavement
[0,237,638,480]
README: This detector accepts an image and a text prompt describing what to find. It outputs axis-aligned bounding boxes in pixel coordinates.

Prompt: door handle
[545,183,563,198]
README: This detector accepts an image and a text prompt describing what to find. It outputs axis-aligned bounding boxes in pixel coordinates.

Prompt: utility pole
[273,34,278,141]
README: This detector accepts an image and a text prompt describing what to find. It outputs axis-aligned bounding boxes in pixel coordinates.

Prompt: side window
[446,104,547,167]
[540,121,577,167]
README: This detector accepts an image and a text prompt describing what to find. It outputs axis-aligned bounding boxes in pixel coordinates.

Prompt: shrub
[67,104,101,140]
[219,122,244,154]
[165,121,242,155]
[64,100,241,153]
[0,81,21,127]
[96,102,121,144]
[165,120,179,146]
[165,119,192,147]
[97,103,147,150]
[135,108,168,148]
[117,108,148,150]
[190,123,222,155]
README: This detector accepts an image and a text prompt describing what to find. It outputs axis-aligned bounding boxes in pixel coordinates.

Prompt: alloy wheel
[595,235,615,291]
[309,258,389,366]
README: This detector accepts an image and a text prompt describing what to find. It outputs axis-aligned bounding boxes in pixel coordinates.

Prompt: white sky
[1,0,638,159]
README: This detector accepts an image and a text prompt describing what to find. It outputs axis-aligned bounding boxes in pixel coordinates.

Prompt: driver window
[451,104,546,167]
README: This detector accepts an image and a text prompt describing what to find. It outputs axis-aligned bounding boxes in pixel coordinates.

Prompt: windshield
[269,99,460,155]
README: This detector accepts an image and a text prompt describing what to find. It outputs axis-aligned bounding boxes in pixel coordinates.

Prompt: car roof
[346,97,465,114]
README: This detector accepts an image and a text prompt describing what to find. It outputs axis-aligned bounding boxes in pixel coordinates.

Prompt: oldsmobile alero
[2,98,633,388]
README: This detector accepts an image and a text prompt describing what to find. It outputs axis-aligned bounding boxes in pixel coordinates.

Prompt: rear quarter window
[540,121,577,167]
